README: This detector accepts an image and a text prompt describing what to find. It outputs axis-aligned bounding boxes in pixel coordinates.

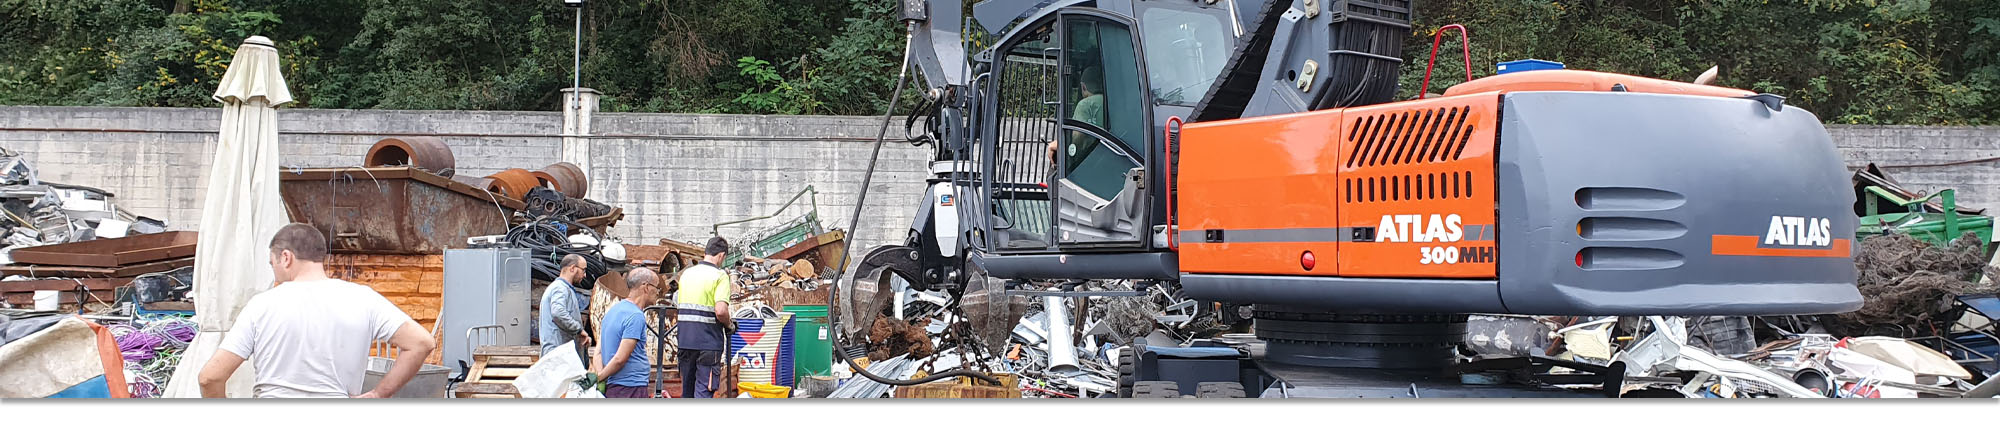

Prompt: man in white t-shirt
[198,223,436,398]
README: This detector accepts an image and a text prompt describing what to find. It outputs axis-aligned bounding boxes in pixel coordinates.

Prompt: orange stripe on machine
[1711,235,1851,258]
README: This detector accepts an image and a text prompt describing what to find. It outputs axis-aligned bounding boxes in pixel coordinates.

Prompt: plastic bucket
[738,382,792,398]
[33,290,58,311]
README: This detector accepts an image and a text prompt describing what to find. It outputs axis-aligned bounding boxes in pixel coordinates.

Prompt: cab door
[1053,10,1153,250]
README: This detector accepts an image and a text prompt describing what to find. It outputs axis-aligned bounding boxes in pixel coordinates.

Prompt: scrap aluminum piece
[1045,296,1080,375]
[1618,317,1822,398]
[1616,316,1689,376]
[1013,311,1049,345]
[829,355,918,398]
[1675,345,1825,398]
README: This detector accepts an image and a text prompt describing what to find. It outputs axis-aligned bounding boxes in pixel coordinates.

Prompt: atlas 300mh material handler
[830,0,1862,398]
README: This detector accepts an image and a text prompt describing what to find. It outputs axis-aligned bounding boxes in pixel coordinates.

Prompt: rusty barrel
[539,162,589,198]
[486,168,539,200]
[450,174,501,194]
[365,137,457,177]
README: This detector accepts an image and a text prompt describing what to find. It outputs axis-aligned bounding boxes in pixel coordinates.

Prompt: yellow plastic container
[738,382,792,398]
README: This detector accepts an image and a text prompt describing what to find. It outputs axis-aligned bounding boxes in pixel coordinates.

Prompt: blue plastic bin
[1497,59,1564,74]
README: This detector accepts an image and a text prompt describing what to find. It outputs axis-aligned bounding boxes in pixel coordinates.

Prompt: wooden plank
[479,368,526,378]
[893,382,1022,399]
[143,301,195,311]
[0,278,131,292]
[482,355,538,367]
[453,382,515,393]
[465,360,489,383]
[5,290,116,305]
[473,345,542,357]
[6,231,198,268]
[459,393,521,399]
[1,257,195,278]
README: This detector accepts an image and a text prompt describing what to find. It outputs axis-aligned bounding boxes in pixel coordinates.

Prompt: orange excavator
[830,0,1860,398]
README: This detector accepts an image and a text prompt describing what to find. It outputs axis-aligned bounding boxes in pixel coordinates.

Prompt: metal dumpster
[279,167,524,254]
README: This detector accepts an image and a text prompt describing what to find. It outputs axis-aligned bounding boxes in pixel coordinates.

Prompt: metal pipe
[1044,296,1079,374]
[572,7,583,117]
[710,185,818,234]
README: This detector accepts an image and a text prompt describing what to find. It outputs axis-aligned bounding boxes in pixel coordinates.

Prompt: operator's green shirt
[1066,94,1106,169]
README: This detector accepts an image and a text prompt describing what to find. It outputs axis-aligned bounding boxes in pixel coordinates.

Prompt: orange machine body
[1443,69,1752,98]
[1178,93,1501,279]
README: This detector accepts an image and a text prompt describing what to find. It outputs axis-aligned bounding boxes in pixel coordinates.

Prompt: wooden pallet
[453,345,540,398]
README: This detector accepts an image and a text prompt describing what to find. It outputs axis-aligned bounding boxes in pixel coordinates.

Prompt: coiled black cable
[507,215,613,288]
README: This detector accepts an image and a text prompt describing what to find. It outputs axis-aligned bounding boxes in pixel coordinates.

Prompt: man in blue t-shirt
[592,268,660,398]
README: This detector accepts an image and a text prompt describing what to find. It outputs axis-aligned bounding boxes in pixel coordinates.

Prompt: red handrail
[1418,24,1473,99]
[1163,115,1183,250]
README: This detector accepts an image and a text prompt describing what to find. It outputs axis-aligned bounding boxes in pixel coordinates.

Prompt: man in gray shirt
[539,254,592,360]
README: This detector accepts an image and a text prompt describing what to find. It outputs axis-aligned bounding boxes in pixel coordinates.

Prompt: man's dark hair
[270,223,329,263]
[705,236,730,256]
[1079,66,1103,94]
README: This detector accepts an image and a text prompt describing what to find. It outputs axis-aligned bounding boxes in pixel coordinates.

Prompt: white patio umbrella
[162,35,293,398]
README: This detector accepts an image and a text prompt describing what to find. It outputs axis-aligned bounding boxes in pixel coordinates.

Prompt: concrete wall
[0,106,930,251]
[2,106,1996,254]
[1827,125,2000,213]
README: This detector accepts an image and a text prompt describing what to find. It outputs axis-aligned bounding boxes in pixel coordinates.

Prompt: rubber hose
[825,21,1000,387]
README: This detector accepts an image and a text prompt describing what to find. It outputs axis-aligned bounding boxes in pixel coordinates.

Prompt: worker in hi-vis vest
[673,236,734,398]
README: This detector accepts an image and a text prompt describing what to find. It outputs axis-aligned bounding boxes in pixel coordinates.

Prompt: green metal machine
[1858,187,1996,253]
[713,186,825,267]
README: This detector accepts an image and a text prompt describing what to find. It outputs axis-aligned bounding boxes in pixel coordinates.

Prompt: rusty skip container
[280,166,525,254]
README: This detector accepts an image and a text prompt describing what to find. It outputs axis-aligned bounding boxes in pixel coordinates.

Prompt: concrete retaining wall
[2,106,1995,253]
[0,106,929,251]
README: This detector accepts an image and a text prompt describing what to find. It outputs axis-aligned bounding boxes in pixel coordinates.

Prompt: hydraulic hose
[825,20,1001,387]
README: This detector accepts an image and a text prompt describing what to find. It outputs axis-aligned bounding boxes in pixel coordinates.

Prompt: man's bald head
[625,268,661,305]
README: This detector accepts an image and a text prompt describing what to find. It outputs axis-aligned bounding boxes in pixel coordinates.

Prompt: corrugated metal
[328,253,444,365]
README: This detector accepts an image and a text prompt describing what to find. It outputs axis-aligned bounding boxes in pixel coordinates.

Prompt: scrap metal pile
[0,148,190,314]
[829,280,1231,398]
[816,200,1998,399]
[0,148,169,262]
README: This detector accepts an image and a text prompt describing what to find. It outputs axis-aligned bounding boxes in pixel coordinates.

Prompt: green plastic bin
[782,305,833,379]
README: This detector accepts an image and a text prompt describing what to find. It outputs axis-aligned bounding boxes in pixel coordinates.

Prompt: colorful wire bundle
[109,317,197,398]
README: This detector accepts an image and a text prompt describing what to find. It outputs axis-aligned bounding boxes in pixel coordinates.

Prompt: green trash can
[782,305,833,379]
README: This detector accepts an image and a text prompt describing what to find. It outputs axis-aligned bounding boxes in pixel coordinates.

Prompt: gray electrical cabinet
[441,248,533,373]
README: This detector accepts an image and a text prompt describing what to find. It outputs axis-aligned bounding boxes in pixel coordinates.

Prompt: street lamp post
[566,0,584,116]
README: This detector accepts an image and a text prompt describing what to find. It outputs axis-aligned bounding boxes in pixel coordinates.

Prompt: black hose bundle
[525,187,614,220]
[506,215,612,288]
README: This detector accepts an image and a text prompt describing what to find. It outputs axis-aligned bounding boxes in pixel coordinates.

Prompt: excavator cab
[984,9,1154,253]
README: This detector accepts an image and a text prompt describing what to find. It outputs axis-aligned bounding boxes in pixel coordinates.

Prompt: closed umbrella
[162,35,293,398]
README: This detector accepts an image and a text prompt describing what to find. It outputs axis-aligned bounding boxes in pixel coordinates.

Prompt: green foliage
[2,0,1994,124]
[1398,0,2000,124]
